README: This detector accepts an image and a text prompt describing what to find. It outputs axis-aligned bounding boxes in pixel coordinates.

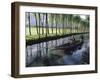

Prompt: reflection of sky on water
[62,40,89,65]
[26,34,89,67]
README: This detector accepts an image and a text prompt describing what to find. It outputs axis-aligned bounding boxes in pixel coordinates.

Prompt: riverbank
[26,32,89,46]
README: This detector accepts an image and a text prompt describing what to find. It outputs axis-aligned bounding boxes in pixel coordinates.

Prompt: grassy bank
[26,27,87,40]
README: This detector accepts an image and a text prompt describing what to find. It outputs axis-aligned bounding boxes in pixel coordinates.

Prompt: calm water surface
[26,34,89,67]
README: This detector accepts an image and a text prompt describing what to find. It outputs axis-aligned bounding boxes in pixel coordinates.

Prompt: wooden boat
[54,40,83,54]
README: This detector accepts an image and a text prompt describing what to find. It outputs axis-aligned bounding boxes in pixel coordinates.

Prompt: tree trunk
[28,12,31,35]
[34,13,38,35]
[56,14,57,36]
[51,14,54,34]
[62,15,64,35]
[39,13,44,35]
[51,14,53,34]
[38,13,40,38]
[71,16,73,33]
[42,14,44,35]
[45,13,48,37]
[59,15,61,34]
[47,13,49,34]
[66,16,68,34]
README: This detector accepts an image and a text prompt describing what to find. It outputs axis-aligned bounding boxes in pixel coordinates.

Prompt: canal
[26,34,89,67]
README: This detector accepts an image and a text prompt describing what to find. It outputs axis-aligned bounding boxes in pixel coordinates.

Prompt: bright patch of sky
[80,15,87,20]
[25,13,36,26]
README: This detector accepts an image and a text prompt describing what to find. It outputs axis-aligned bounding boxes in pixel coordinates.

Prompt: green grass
[26,27,66,35]
[26,27,86,40]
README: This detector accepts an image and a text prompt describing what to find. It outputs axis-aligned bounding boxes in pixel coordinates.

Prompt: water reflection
[26,34,89,67]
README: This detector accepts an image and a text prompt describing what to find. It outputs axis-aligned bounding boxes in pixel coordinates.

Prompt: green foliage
[26,27,83,40]
[26,12,89,41]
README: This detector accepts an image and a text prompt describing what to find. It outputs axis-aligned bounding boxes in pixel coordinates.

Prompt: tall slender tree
[28,12,31,35]
[85,16,89,32]
[47,14,50,34]
[55,14,58,35]
[62,14,65,34]
[68,14,73,33]
[58,14,61,34]
[51,14,54,34]
[74,15,81,32]
[39,13,45,35]
[45,13,48,37]
[38,13,41,38]
[42,13,45,35]
[34,13,38,35]
[66,15,69,34]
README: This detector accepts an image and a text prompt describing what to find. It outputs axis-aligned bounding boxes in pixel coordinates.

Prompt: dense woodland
[25,12,89,40]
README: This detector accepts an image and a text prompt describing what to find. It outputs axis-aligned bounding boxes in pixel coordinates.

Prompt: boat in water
[54,39,83,55]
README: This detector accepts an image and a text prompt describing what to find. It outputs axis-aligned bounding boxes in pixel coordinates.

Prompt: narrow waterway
[26,34,89,67]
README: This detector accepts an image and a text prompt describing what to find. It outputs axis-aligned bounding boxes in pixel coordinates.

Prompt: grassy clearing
[26,27,84,40]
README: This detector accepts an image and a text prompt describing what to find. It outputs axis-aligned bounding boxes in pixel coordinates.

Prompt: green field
[26,27,85,40]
